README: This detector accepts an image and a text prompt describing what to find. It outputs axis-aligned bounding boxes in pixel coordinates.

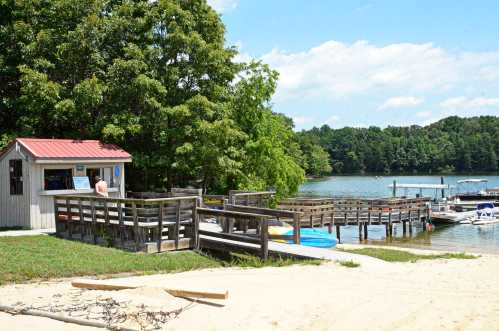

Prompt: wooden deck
[53,190,431,260]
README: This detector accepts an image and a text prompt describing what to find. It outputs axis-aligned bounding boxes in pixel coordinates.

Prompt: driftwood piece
[0,304,138,331]
[71,280,229,300]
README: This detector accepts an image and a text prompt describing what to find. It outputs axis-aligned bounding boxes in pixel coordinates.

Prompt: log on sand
[71,280,229,300]
[0,304,138,331]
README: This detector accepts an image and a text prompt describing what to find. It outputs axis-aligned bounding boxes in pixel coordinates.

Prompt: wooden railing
[224,205,302,245]
[54,195,200,253]
[228,190,274,207]
[197,207,271,260]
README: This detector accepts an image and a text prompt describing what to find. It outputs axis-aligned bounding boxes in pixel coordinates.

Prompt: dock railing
[197,207,272,260]
[54,195,200,253]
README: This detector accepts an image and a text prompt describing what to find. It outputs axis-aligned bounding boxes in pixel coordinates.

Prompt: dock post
[336,225,341,243]
[91,199,97,244]
[387,208,392,237]
[358,222,362,241]
[363,222,368,240]
[328,213,333,234]
[309,215,313,228]
[392,180,397,197]
[402,221,407,235]
[293,213,301,245]
[440,176,445,198]
[260,218,269,261]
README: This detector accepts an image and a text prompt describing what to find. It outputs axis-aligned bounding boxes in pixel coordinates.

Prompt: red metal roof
[14,138,132,159]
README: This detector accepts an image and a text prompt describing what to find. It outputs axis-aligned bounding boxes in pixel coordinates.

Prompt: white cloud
[415,111,432,118]
[260,40,499,101]
[207,0,238,13]
[292,116,313,125]
[440,97,499,109]
[378,96,424,110]
[325,115,340,126]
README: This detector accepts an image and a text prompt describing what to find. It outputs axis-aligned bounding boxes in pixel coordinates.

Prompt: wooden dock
[199,232,376,264]
[53,190,431,261]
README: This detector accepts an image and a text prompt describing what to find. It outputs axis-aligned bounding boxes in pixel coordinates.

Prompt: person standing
[94,176,109,197]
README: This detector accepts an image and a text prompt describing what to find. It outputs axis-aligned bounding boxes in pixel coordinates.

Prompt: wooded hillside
[297,116,499,174]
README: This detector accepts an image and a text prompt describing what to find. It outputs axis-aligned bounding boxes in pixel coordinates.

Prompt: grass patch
[0,236,321,285]
[340,248,478,263]
[338,260,360,268]
[221,252,322,268]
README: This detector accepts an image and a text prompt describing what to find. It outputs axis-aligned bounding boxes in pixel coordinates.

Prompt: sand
[1,248,499,331]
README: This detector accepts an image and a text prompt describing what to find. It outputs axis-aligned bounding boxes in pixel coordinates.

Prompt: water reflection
[326,223,499,254]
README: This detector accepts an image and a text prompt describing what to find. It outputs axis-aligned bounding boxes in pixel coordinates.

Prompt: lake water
[299,175,499,254]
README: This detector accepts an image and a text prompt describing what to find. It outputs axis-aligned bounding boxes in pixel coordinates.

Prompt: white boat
[459,203,499,225]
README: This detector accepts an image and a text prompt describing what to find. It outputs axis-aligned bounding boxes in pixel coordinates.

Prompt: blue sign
[73,176,91,190]
[114,165,121,178]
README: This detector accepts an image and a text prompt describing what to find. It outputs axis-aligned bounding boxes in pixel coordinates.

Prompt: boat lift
[388,181,454,199]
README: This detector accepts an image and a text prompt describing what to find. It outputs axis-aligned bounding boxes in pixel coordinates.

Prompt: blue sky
[208,0,499,130]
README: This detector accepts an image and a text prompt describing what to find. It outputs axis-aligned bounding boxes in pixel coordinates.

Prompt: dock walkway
[200,233,377,264]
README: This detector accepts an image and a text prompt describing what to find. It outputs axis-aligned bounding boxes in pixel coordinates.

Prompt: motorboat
[459,203,499,225]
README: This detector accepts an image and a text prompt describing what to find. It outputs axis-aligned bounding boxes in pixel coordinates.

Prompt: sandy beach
[1,247,499,331]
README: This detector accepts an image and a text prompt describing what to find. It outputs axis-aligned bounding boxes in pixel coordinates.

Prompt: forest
[1,1,496,197]
[297,116,499,175]
[0,0,317,196]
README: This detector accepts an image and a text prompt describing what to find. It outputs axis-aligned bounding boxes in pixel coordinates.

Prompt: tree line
[297,116,499,175]
[0,0,334,196]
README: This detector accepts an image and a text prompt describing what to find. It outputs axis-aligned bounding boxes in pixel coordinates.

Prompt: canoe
[269,225,337,248]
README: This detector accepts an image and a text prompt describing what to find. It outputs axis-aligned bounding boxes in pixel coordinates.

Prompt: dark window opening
[86,168,101,188]
[9,159,23,195]
[44,169,74,190]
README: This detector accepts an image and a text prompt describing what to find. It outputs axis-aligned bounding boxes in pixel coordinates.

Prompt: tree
[307,145,332,177]
[0,0,306,196]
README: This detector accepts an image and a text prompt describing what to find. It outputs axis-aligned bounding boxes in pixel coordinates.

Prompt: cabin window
[44,169,74,190]
[86,167,115,188]
[9,159,23,195]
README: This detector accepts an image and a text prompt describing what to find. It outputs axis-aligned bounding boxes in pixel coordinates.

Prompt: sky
[207,0,499,130]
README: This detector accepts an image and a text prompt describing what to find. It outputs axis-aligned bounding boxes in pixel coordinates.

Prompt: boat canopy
[457,179,488,184]
[388,183,449,189]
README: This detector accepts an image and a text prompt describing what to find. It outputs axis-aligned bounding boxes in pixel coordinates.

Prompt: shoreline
[1,245,498,330]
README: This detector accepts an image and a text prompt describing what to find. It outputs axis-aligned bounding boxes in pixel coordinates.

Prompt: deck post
[90,199,97,244]
[175,200,181,250]
[132,202,139,251]
[293,213,301,244]
[388,208,392,237]
[158,203,164,252]
[193,198,200,249]
[117,201,124,246]
[78,198,84,240]
[54,197,60,237]
[103,200,110,227]
[260,217,269,260]
[309,215,313,228]
[358,222,362,241]
[66,199,73,239]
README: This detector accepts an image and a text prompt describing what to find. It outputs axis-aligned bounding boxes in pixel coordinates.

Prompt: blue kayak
[292,228,337,248]
[274,228,337,248]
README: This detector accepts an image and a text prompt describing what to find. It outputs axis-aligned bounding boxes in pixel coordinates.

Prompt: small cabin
[0,138,132,229]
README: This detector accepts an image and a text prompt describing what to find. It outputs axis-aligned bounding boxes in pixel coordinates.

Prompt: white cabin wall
[0,147,31,228]
[30,163,55,229]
